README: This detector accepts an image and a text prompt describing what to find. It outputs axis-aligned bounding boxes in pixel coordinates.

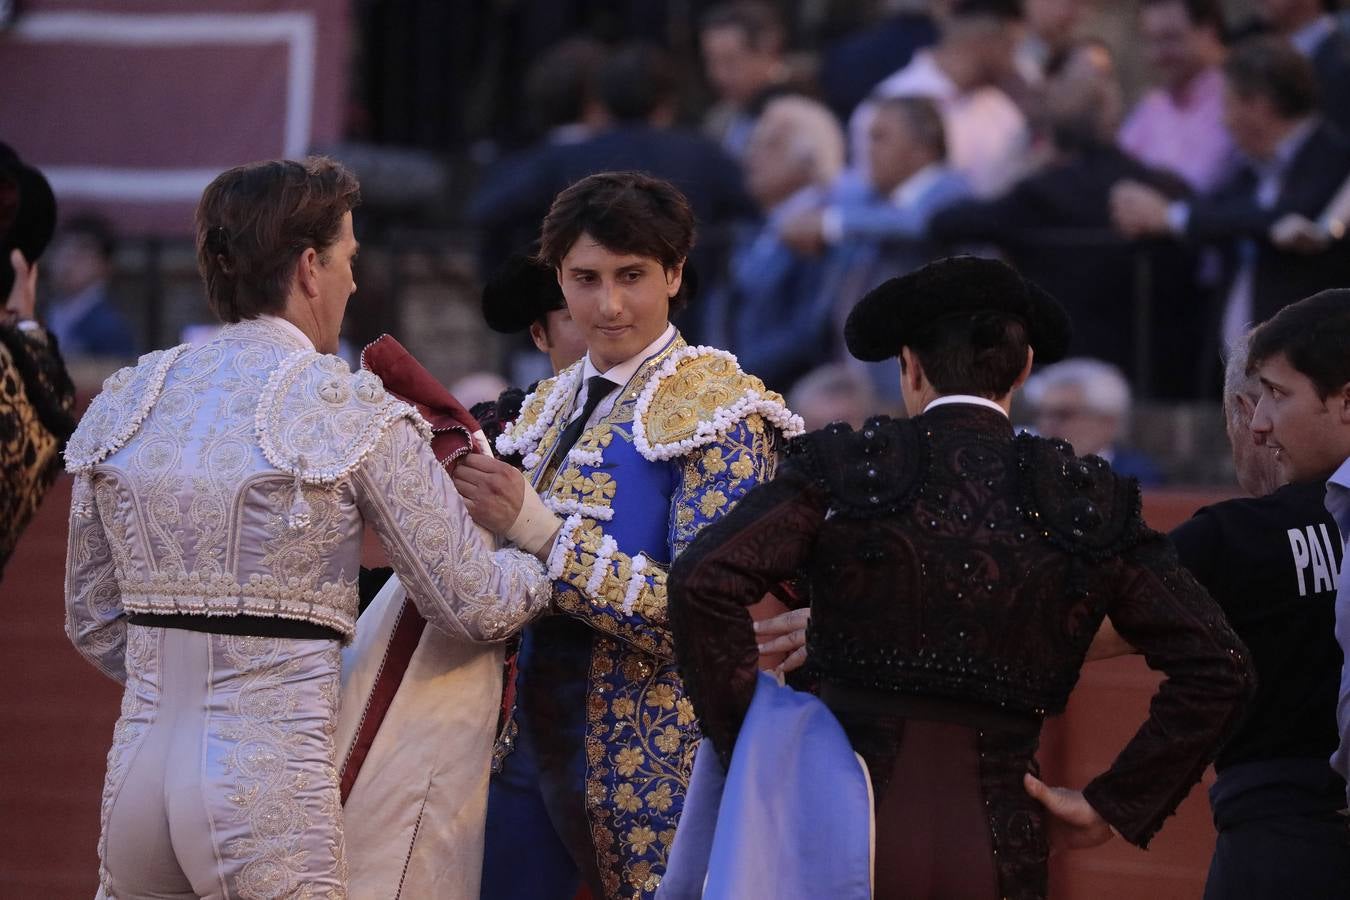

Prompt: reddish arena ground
[0,479,1233,898]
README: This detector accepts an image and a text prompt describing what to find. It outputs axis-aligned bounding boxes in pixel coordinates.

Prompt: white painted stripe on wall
[11,10,317,193]
[43,167,220,202]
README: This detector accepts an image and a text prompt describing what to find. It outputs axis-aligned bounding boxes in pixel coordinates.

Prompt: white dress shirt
[568,323,677,429]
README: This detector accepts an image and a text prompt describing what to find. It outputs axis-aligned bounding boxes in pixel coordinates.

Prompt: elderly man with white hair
[705,94,848,390]
[1024,356,1165,485]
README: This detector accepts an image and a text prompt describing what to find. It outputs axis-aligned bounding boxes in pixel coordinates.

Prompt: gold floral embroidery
[614,782,643,812]
[653,727,681,755]
[646,683,677,710]
[676,697,695,726]
[646,781,675,811]
[701,447,727,475]
[627,826,657,855]
[576,422,616,453]
[616,746,646,776]
[698,489,729,519]
[556,467,586,497]
[583,637,698,899]
[583,472,617,504]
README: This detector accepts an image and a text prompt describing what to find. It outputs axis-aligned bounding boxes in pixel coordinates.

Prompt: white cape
[335,575,504,899]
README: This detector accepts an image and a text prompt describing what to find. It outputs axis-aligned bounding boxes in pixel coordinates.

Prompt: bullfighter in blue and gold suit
[459,173,802,900]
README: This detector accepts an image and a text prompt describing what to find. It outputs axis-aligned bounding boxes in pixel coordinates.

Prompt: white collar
[1273,117,1318,169]
[923,395,1009,418]
[891,163,945,207]
[1330,456,1350,491]
[580,323,676,390]
[1291,14,1335,57]
[257,314,315,351]
[896,50,957,100]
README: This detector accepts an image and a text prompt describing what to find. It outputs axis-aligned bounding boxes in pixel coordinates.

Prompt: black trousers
[1205,758,1350,900]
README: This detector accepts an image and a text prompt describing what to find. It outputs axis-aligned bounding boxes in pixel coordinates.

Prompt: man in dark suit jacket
[931,41,1201,396]
[1242,0,1350,132]
[1113,38,1350,350]
[816,4,939,122]
[469,42,756,321]
[44,214,136,358]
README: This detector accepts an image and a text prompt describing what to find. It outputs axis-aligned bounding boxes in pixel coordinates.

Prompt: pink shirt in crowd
[1119,66,1238,194]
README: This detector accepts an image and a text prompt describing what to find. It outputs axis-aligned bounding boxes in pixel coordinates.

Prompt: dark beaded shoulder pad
[782,416,925,517]
[1015,433,1145,559]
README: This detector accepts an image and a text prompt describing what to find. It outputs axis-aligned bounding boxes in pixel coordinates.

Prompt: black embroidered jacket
[669,404,1253,899]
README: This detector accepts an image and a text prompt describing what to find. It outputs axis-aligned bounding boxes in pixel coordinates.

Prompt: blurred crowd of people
[27,1,1350,487]
[467,0,1350,419]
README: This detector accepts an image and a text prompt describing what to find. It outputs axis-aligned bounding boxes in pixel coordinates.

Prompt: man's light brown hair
[195,156,360,323]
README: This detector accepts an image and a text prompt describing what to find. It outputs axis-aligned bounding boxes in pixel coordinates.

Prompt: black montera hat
[0,143,58,299]
[481,252,568,334]
[844,255,1072,364]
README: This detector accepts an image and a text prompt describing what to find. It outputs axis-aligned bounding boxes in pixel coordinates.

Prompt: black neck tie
[551,375,617,465]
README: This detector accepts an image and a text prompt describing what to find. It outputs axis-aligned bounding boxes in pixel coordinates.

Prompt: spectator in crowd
[469,42,756,311]
[1239,292,1350,827]
[706,95,845,391]
[1017,0,1087,85]
[44,214,136,358]
[1183,331,1350,898]
[471,38,608,276]
[1120,0,1238,193]
[524,37,610,145]
[931,41,1198,390]
[780,96,969,259]
[1269,161,1350,252]
[817,0,939,122]
[1256,0,1350,131]
[779,95,969,401]
[848,0,1029,199]
[788,362,880,431]
[1112,37,1350,354]
[1023,357,1165,485]
[699,2,794,161]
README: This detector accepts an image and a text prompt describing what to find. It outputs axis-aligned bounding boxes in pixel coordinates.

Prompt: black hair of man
[906,313,1032,399]
[949,0,1024,21]
[873,95,948,160]
[60,213,117,261]
[538,171,697,314]
[1247,289,1350,399]
[699,2,787,53]
[1138,0,1227,34]
[1223,36,1319,119]
[597,42,678,124]
[524,37,606,135]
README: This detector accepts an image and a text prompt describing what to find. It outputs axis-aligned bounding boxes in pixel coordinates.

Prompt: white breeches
[98,625,347,899]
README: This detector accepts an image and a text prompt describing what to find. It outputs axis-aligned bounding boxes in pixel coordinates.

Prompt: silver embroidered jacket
[63,318,550,682]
